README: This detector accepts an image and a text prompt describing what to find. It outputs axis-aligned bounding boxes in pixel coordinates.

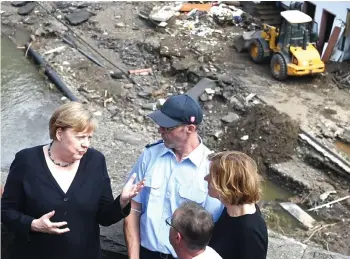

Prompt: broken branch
[303,223,337,243]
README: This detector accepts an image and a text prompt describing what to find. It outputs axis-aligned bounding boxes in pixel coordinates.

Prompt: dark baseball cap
[148,94,203,128]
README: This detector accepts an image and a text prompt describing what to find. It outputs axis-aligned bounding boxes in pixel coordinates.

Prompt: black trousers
[140,246,175,259]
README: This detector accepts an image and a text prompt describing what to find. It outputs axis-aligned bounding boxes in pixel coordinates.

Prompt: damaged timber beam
[186,77,216,100]
[280,202,316,229]
[299,133,350,178]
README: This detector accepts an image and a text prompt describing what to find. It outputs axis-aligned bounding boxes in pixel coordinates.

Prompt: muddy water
[262,180,292,201]
[335,140,350,160]
[1,37,62,180]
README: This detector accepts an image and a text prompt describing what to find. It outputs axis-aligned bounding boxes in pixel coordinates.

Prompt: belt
[140,246,175,259]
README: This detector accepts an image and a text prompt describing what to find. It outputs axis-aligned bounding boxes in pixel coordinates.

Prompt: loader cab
[277,10,317,51]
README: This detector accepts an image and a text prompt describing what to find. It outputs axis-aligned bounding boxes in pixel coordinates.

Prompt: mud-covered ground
[1,1,350,255]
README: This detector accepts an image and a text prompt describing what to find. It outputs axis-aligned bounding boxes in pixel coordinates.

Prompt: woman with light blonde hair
[204,151,268,259]
[1,101,144,259]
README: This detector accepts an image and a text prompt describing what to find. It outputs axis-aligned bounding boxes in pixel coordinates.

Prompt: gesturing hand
[120,173,145,209]
[31,211,70,234]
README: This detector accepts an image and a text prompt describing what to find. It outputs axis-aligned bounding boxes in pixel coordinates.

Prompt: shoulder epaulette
[145,139,164,148]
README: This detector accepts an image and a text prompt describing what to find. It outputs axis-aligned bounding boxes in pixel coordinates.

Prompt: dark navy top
[1,145,130,259]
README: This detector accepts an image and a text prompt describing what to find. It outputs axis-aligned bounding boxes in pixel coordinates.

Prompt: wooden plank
[280,202,316,229]
[180,3,212,12]
[322,26,341,62]
[345,9,350,37]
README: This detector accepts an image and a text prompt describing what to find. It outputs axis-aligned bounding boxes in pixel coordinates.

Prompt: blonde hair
[208,151,262,205]
[49,102,97,140]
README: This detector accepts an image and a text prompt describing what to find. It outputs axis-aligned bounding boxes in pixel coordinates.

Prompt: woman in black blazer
[1,102,144,259]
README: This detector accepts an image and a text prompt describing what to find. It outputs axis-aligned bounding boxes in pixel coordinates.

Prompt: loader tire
[270,54,288,81]
[249,39,265,63]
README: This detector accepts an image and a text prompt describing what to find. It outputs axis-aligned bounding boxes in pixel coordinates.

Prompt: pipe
[24,42,78,102]
[62,37,106,68]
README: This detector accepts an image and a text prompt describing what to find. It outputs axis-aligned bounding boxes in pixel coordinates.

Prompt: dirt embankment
[217,104,300,173]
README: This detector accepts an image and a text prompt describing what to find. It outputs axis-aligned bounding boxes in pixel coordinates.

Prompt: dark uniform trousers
[140,246,176,259]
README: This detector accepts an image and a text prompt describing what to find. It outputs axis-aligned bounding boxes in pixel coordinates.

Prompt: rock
[159,40,186,57]
[124,84,133,89]
[213,130,224,139]
[143,37,161,54]
[35,27,46,36]
[221,112,240,123]
[106,105,121,114]
[339,128,350,144]
[217,74,233,85]
[46,20,68,34]
[137,91,151,99]
[2,19,10,25]
[228,96,245,110]
[142,103,157,111]
[115,133,145,146]
[222,1,241,6]
[115,22,125,28]
[152,89,166,97]
[205,103,214,110]
[171,58,191,72]
[65,10,91,25]
[17,2,36,16]
[136,116,144,123]
[200,93,209,102]
[11,1,28,7]
[110,71,124,79]
[198,56,205,63]
[77,2,89,9]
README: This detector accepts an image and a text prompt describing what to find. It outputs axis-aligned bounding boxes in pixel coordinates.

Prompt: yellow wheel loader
[234,10,325,80]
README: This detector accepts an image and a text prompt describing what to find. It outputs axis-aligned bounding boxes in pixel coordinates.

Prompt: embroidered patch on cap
[190,116,195,123]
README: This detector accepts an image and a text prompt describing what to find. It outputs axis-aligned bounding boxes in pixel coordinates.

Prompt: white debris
[94,111,102,117]
[245,93,256,103]
[241,135,249,141]
[319,190,337,202]
[44,46,66,55]
[205,88,215,95]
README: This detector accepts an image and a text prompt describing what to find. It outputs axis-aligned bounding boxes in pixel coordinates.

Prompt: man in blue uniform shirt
[124,94,224,259]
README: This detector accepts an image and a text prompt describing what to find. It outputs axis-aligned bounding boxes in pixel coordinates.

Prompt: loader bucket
[233,31,263,53]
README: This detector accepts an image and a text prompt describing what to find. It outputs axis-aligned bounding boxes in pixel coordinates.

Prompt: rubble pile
[333,70,350,89]
[139,2,261,37]
[210,104,300,173]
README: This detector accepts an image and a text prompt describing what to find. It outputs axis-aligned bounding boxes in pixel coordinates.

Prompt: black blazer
[1,145,130,259]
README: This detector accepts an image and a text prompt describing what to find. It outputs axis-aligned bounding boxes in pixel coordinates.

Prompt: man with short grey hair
[167,201,222,259]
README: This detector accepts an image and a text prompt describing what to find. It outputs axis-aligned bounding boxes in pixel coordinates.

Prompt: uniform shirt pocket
[178,185,207,204]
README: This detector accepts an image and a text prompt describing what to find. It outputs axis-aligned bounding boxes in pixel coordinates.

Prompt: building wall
[281,1,350,32]
[281,1,350,61]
